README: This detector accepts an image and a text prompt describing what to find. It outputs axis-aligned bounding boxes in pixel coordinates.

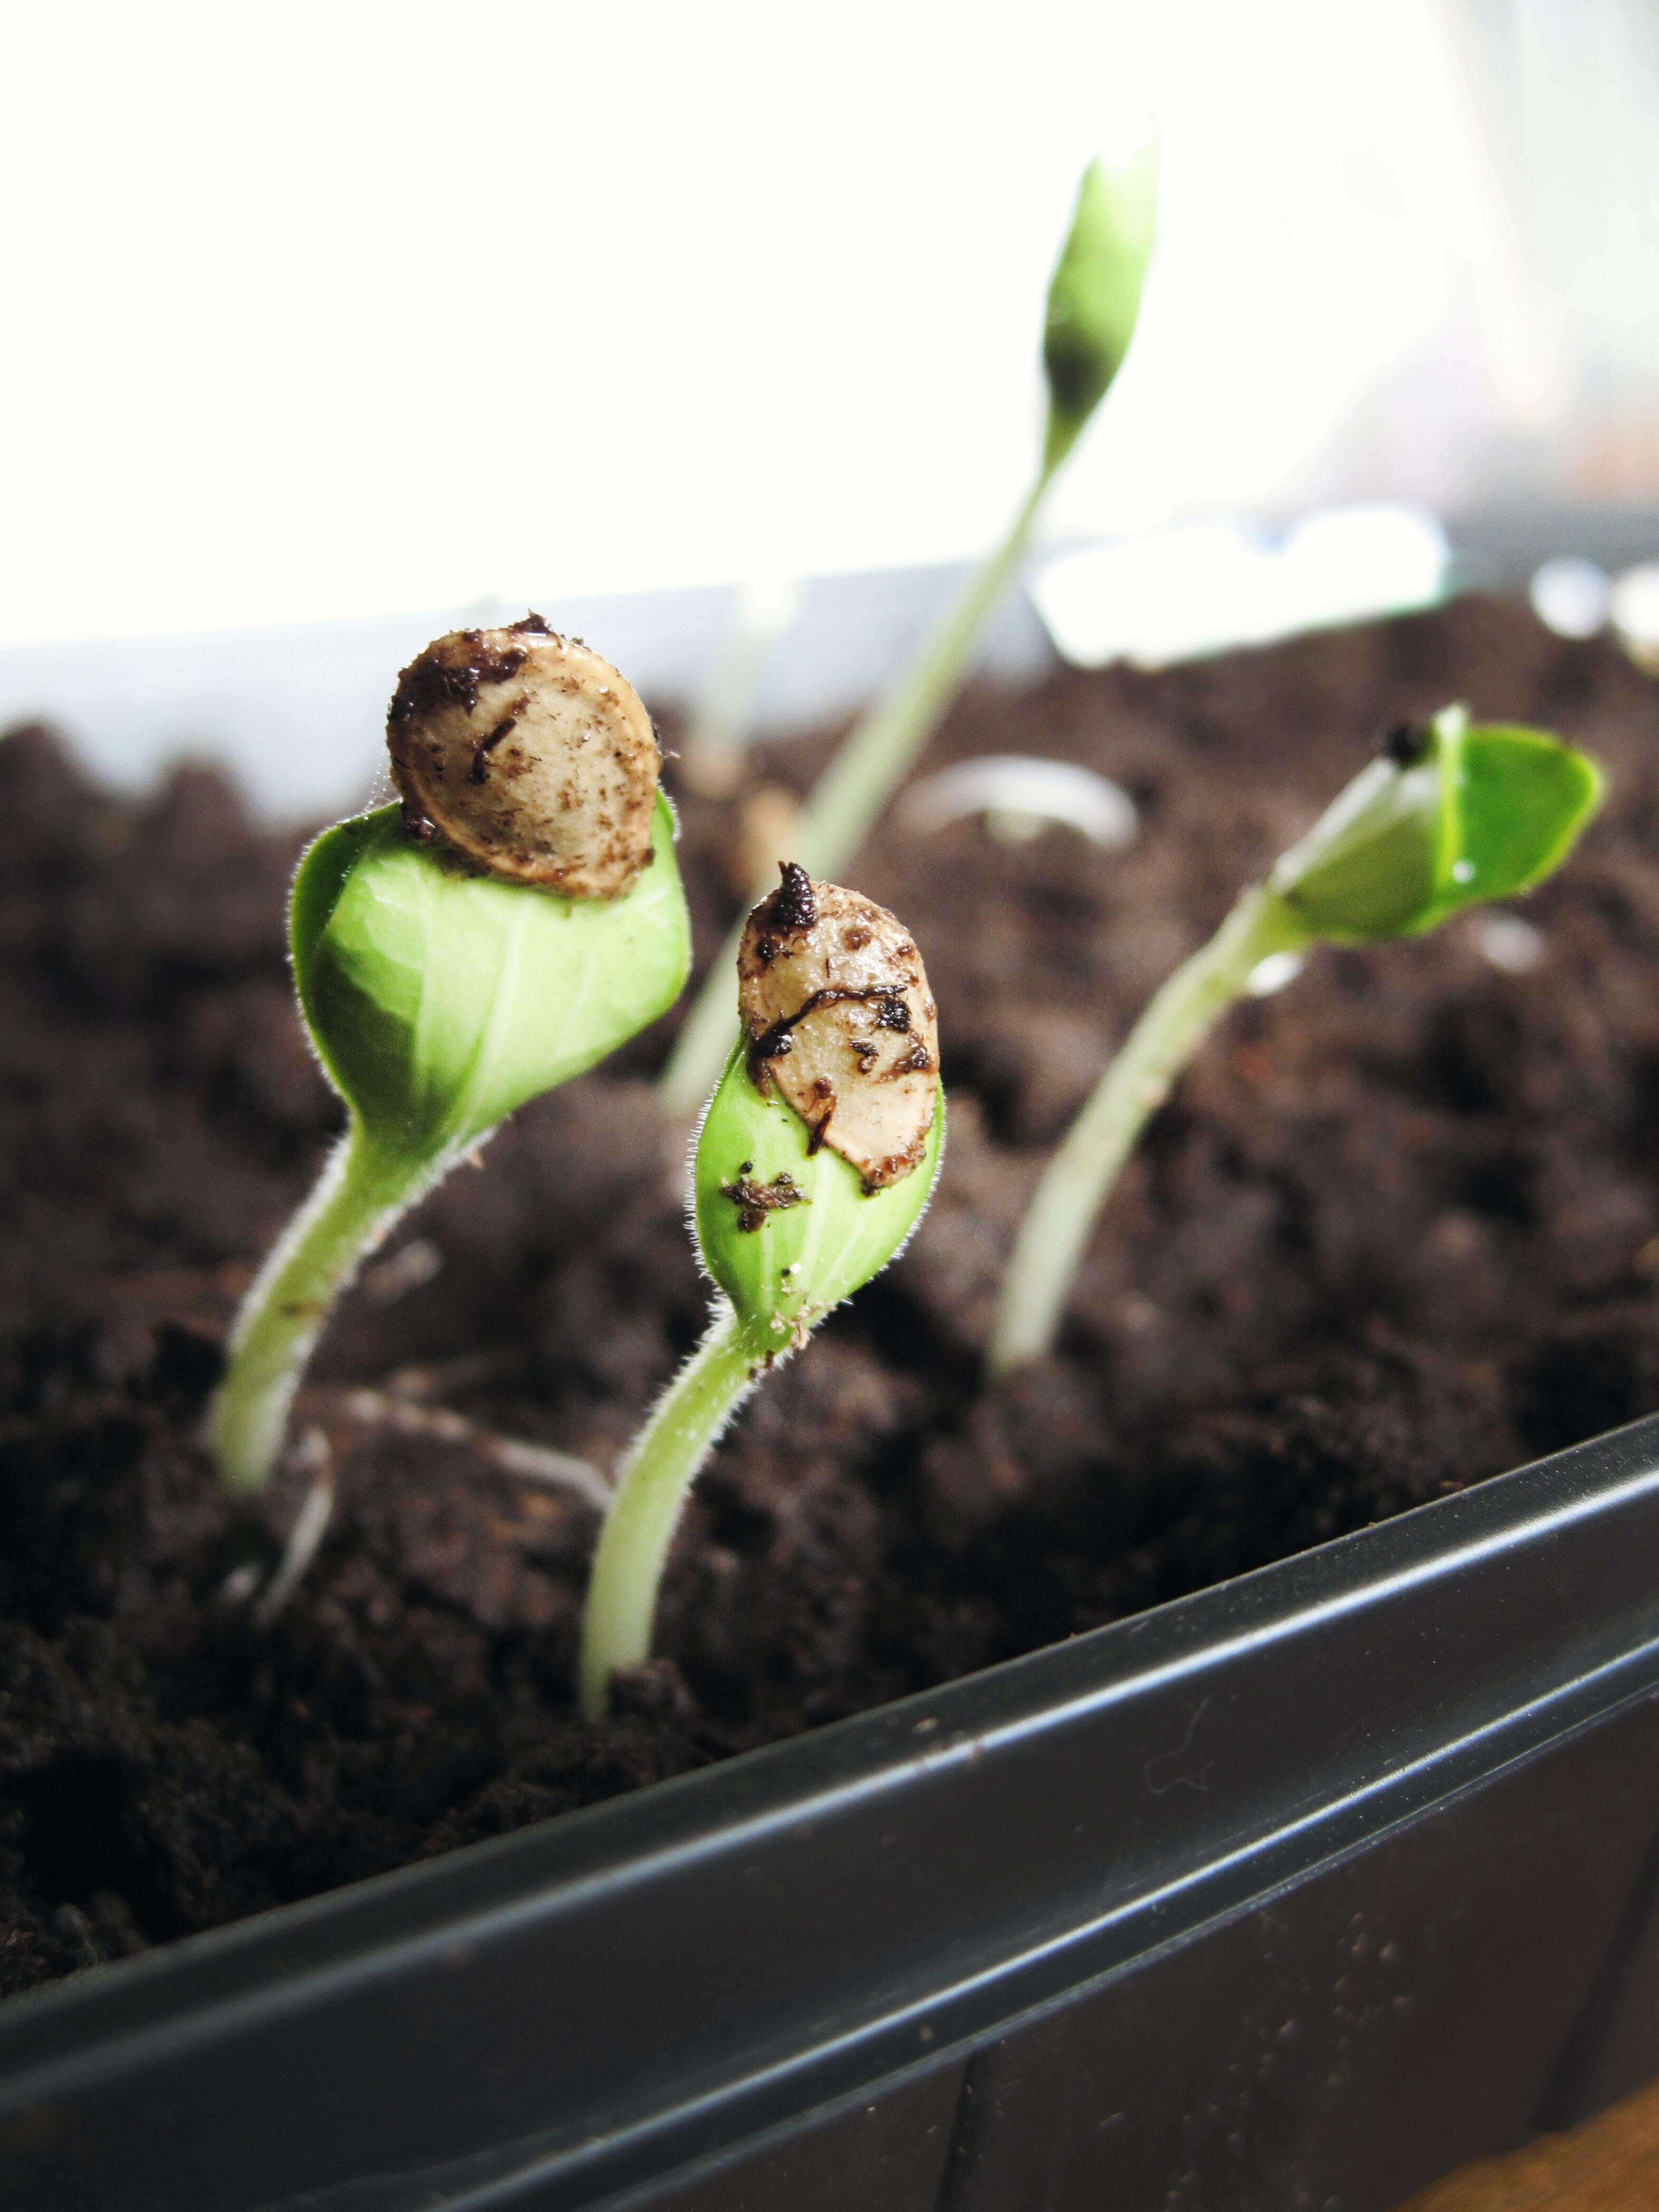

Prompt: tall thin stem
[210,1129,424,1495]
[658,463,1056,1115]
[579,1305,767,1717]
[987,888,1311,1382]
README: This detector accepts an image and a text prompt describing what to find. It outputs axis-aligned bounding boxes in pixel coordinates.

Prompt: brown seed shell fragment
[738,866,939,1190]
[386,617,660,897]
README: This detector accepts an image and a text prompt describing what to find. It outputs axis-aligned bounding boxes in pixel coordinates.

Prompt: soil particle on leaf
[4,595,1659,1999]
[721,1168,811,1234]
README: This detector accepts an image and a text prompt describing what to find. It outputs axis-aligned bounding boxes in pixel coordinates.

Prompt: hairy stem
[210,1130,428,1494]
[659,464,1056,1114]
[988,887,1311,1382]
[579,1305,768,1716]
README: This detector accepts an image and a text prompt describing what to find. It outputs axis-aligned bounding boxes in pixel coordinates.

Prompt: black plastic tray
[7,1416,1659,2211]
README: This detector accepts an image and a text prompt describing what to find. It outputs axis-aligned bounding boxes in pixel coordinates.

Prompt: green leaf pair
[1273,707,1605,944]
[989,708,1605,1380]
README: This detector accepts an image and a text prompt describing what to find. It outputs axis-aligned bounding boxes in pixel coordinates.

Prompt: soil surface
[4,594,1659,2000]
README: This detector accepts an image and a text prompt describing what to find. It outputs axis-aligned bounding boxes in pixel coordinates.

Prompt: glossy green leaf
[1271,709,1603,945]
[295,793,691,1162]
[693,1041,945,1352]
[1441,722,1606,922]
[1042,125,1160,469]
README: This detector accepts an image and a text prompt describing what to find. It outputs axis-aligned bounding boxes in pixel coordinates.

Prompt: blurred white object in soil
[900,756,1138,848]
[1245,952,1307,997]
[1474,913,1547,973]
[360,1239,445,1308]
[1610,562,1659,672]
[1031,504,1450,670]
[1529,556,1610,637]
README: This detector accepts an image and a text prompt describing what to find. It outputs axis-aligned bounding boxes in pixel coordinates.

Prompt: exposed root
[253,1429,336,1626]
[335,1387,613,1511]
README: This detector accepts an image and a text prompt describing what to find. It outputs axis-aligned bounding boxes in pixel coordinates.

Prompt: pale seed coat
[386,617,659,897]
[738,867,939,1189]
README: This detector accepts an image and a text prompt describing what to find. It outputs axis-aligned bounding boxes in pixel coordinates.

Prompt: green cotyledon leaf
[1440,720,1606,922]
[693,1038,945,1356]
[1042,122,1160,470]
[1270,707,1604,946]
[293,792,690,1161]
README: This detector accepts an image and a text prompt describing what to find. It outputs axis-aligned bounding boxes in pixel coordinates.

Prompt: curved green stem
[987,887,1312,1382]
[579,1304,769,1716]
[209,1128,430,1494]
[658,463,1056,1115]
[785,464,1057,881]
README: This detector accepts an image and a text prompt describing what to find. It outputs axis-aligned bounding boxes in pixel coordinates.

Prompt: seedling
[988,707,1605,1380]
[579,866,943,1716]
[208,619,692,1493]
[659,128,1160,1112]
[679,575,804,800]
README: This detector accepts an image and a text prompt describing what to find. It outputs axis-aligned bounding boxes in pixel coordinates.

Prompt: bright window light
[1032,506,1451,670]
[0,1,1539,651]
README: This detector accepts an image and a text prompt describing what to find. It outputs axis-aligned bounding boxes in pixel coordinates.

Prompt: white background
[1,0,1598,651]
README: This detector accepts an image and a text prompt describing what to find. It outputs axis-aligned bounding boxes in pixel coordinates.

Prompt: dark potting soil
[4,593,1659,2000]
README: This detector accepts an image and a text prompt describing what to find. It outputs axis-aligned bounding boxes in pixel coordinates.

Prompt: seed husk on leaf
[737,864,940,1191]
[387,615,660,898]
